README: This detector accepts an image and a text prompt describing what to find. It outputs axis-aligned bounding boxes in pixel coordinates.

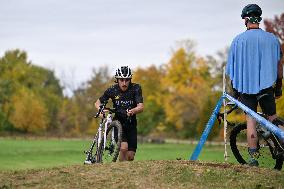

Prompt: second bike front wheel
[230,123,283,170]
[97,120,122,163]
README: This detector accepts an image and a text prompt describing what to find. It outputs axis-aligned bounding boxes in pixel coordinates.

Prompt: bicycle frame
[98,112,113,150]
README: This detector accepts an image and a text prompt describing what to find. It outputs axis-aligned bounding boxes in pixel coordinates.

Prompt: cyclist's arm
[127,103,144,116]
[275,51,283,99]
[95,87,112,111]
[277,55,283,79]
[127,84,144,116]
[95,99,102,111]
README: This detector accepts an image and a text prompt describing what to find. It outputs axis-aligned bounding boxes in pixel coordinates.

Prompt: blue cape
[226,29,281,94]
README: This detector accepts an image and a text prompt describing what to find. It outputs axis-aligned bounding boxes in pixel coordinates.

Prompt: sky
[0,0,283,94]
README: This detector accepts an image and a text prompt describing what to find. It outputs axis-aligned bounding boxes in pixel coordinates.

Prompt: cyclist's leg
[258,88,284,143]
[258,87,277,122]
[127,151,136,161]
[119,142,128,161]
[119,122,128,161]
[257,87,283,135]
[246,116,258,148]
[240,93,258,149]
[126,125,137,161]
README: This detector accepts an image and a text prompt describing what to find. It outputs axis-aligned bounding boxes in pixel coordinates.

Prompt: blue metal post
[189,96,224,160]
[225,93,284,140]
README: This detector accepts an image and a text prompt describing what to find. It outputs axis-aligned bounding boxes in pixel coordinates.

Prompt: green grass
[0,138,240,170]
[136,143,235,163]
[0,138,87,170]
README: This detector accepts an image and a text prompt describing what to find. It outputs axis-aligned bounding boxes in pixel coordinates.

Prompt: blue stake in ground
[189,96,223,160]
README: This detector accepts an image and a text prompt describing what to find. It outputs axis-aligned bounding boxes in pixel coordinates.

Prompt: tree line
[0,13,283,139]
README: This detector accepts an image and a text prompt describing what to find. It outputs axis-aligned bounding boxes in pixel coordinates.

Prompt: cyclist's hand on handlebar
[127,109,134,117]
[98,109,109,119]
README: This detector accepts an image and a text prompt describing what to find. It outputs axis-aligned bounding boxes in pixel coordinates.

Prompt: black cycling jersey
[99,83,143,122]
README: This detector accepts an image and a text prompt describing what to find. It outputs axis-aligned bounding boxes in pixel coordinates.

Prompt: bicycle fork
[84,122,103,164]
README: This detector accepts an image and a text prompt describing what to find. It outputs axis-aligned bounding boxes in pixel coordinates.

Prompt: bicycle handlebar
[217,104,238,124]
[94,102,118,118]
[94,101,134,123]
[220,104,238,117]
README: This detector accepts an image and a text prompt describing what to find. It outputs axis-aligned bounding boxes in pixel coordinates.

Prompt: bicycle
[84,102,122,164]
[218,103,284,170]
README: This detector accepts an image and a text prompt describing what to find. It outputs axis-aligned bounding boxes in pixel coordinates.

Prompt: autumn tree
[264,13,284,51]
[58,66,113,136]
[264,13,284,118]
[161,41,212,138]
[132,65,166,136]
[0,49,63,134]
[9,88,48,133]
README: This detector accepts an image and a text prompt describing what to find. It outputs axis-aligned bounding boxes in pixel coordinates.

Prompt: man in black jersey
[95,66,144,161]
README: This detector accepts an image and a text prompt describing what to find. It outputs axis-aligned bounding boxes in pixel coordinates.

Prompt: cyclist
[226,4,283,166]
[95,66,144,161]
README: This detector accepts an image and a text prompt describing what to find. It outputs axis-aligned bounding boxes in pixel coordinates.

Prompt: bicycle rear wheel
[230,123,283,170]
[97,120,122,163]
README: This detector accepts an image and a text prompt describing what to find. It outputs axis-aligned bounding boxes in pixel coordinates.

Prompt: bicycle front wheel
[230,123,283,170]
[97,120,122,163]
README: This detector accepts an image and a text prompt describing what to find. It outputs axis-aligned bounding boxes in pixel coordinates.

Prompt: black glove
[275,78,282,98]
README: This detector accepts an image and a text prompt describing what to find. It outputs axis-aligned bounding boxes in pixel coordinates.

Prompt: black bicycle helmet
[241,4,262,19]
[115,66,132,79]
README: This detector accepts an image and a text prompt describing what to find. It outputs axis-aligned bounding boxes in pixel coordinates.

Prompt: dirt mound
[0,160,283,189]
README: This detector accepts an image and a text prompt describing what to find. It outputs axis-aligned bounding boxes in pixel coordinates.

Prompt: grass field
[0,138,236,170]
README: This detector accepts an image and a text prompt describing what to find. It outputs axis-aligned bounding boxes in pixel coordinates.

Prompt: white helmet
[115,66,132,79]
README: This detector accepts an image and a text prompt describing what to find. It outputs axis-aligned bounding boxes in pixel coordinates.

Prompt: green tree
[0,49,63,134]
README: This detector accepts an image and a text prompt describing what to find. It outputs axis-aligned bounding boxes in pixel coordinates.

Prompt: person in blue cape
[226,4,283,166]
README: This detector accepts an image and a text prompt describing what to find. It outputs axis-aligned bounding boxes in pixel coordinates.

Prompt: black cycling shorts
[115,119,137,152]
[239,87,276,116]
